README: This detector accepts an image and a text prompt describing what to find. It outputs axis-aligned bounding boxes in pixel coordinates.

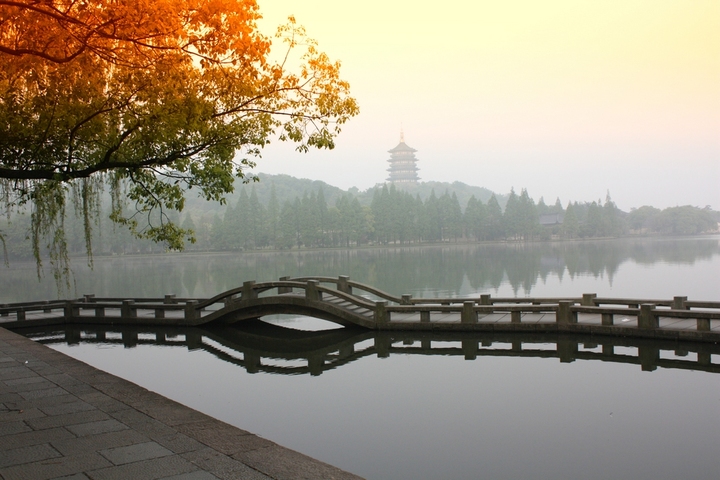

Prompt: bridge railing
[3,276,720,339]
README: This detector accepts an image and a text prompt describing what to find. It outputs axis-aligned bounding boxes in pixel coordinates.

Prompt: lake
[3,236,720,479]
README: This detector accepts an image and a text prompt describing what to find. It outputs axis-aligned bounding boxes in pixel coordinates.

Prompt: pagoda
[386,131,420,184]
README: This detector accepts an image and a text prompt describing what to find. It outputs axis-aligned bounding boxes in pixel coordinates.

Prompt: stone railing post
[581,293,597,306]
[184,300,199,323]
[697,318,711,332]
[673,296,688,310]
[242,281,257,301]
[83,294,96,303]
[278,276,292,294]
[638,304,657,330]
[480,294,492,305]
[306,280,321,301]
[278,277,292,295]
[557,301,576,326]
[16,308,26,321]
[64,301,77,320]
[375,301,388,325]
[401,294,412,305]
[121,300,137,318]
[338,275,352,295]
[164,294,177,304]
[462,301,477,324]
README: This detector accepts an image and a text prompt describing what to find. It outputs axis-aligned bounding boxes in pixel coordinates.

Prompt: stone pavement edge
[0,327,364,480]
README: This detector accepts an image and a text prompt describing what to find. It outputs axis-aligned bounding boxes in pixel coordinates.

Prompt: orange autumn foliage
[0,0,358,281]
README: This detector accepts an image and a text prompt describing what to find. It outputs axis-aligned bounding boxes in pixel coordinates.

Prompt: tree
[562,202,579,239]
[485,195,504,240]
[0,0,358,279]
[503,188,521,240]
[464,195,487,241]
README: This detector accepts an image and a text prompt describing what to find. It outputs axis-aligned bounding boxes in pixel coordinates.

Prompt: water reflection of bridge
[18,321,720,376]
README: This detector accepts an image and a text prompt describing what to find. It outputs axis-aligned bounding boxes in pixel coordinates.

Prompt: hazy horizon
[252,0,719,212]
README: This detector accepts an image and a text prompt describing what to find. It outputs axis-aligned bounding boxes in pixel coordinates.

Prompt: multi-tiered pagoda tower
[386,131,420,184]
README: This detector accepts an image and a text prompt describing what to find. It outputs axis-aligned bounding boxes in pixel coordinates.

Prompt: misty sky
[254,0,719,211]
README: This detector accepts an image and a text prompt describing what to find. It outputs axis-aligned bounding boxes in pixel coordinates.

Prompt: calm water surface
[3,236,720,479]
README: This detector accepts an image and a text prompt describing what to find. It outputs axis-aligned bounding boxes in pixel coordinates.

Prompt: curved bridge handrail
[195,281,309,309]
[195,280,380,319]
[287,276,403,303]
[312,284,378,310]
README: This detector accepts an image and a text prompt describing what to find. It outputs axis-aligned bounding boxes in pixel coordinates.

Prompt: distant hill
[380,181,507,210]
[183,173,506,219]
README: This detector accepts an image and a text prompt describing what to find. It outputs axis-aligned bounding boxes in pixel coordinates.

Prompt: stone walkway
[0,328,363,480]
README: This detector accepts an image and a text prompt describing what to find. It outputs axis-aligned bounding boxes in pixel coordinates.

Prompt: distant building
[539,213,564,226]
[386,131,420,184]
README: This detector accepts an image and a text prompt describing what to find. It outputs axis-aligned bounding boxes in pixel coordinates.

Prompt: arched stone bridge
[2,275,720,343]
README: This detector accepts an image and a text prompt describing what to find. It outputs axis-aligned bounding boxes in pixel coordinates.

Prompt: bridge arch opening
[259,314,346,332]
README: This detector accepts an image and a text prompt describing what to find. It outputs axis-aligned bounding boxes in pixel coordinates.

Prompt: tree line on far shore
[2,180,716,259]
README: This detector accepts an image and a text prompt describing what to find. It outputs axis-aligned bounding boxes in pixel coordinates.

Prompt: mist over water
[2,235,719,303]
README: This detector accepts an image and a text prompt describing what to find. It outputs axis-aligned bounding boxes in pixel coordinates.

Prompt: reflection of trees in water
[1,237,718,302]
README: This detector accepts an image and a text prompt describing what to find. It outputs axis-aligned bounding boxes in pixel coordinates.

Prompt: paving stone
[234,445,364,480]
[181,448,272,480]
[109,409,177,437]
[175,421,271,457]
[154,432,206,454]
[160,471,220,479]
[0,391,24,403]
[0,407,47,423]
[4,376,49,386]
[7,379,60,394]
[0,452,112,480]
[100,441,173,465]
[66,419,128,437]
[0,426,74,451]
[51,429,148,457]
[50,474,91,480]
[44,373,85,388]
[132,398,209,427]
[18,387,69,400]
[0,443,62,468]
[0,366,37,381]
[73,391,131,414]
[5,393,81,415]
[0,420,32,437]
[26,409,109,430]
[28,365,64,376]
[39,400,95,417]
[87,454,198,480]
[63,384,99,396]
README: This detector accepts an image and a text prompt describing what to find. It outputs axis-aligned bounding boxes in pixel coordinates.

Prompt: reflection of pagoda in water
[386,131,420,184]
